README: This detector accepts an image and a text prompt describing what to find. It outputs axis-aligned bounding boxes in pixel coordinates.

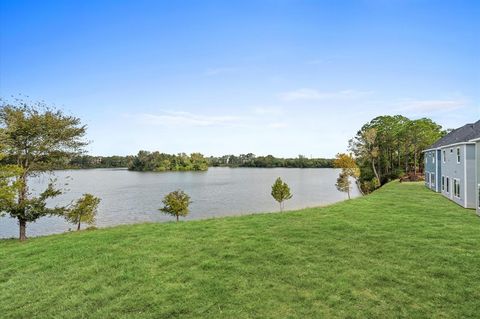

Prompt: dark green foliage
[65,194,101,230]
[67,155,134,169]
[129,151,208,172]
[208,154,334,168]
[271,177,293,211]
[159,190,192,222]
[1,182,479,318]
[0,98,88,240]
[350,115,444,193]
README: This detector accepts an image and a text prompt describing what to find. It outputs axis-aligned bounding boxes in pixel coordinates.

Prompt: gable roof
[428,120,480,149]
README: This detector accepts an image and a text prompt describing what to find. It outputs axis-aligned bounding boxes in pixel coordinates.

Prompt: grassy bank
[1,182,479,318]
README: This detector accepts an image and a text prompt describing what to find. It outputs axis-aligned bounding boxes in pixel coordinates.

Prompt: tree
[349,115,444,193]
[159,190,192,222]
[334,153,360,178]
[0,98,87,240]
[406,118,443,176]
[271,177,293,212]
[65,194,101,230]
[334,153,361,197]
[335,171,351,199]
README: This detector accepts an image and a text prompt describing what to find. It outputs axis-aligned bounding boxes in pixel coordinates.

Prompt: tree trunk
[372,159,380,185]
[347,187,351,199]
[414,148,418,176]
[18,172,28,241]
[77,221,81,231]
[19,219,27,241]
[398,146,401,169]
[176,215,179,222]
[405,153,409,174]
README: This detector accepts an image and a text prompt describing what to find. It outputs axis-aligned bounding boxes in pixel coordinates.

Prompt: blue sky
[1,0,479,157]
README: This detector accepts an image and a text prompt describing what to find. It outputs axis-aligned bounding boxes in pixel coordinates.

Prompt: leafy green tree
[65,193,101,231]
[407,118,444,175]
[349,115,444,193]
[129,151,208,172]
[159,190,192,222]
[0,98,87,240]
[271,177,293,212]
[335,171,352,199]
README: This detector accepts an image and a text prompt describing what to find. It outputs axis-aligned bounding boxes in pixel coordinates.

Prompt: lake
[0,167,360,238]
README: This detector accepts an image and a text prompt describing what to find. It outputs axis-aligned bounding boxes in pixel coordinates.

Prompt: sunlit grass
[1,181,479,318]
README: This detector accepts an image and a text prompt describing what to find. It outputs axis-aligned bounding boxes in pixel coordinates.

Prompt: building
[472,137,480,214]
[423,120,480,211]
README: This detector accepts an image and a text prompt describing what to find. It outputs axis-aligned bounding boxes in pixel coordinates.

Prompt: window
[426,173,430,184]
[442,150,446,163]
[431,173,435,187]
[446,177,450,193]
[432,154,435,164]
[450,148,453,153]
[457,147,461,163]
[453,179,460,198]
[441,176,445,191]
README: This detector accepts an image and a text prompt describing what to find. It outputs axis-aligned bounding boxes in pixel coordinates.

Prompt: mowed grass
[1,182,480,318]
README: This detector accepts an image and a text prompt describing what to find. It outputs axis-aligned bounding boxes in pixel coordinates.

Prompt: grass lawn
[1,181,479,318]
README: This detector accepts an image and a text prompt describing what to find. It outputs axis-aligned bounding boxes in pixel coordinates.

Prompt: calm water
[0,167,360,238]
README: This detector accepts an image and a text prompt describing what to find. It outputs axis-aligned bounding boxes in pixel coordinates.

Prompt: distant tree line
[57,153,335,170]
[67,155,134,169]
[349,115,445,193]
[208,154,334,168]
[129,151,209,171]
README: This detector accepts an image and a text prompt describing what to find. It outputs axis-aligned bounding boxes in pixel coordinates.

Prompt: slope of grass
[1,182,479,318]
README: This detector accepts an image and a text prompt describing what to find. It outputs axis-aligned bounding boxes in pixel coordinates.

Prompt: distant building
[423,120,480,213]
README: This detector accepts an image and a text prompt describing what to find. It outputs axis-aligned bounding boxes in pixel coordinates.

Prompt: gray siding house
[473,137,480,214]
[423,120,480,211]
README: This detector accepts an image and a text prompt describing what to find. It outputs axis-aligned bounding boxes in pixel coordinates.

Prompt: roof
[427,120,480,149]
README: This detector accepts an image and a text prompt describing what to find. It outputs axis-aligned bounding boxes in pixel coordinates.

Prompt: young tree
[334,153,360,197]
[335,171,352,199]
[334,153,360,178]
[0,98,87,240]
[65,194,101,231]
[271,177,293,212]
[159,190,192,222]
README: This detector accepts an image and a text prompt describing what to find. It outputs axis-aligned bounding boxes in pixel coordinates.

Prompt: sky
[0,0,479,157]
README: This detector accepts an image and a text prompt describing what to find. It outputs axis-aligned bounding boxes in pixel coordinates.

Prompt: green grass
[1,182,479,318]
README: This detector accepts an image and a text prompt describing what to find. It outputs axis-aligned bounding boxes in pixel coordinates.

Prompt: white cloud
[131,111,242,127]
[280,88,373,101]
[397,99,467,113]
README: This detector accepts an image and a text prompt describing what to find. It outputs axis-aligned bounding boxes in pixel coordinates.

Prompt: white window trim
[477,183,480,209]
[441,175,445,191]
[453,178,461,199]
[442,150,446,163]
[456,147,461,164]
[446,176,450,194]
